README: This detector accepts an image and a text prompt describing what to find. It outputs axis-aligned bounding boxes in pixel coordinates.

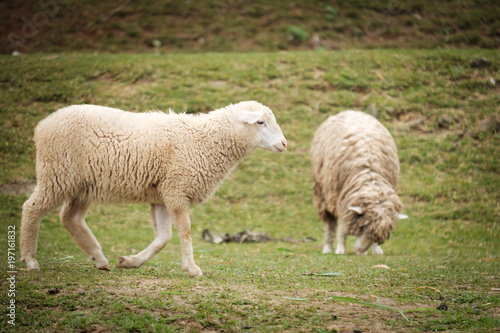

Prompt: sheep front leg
[171,207,202,278]
[117,204,172,268]
[335,222,347,255]
[322,220,336,254]
[371,243,383,255]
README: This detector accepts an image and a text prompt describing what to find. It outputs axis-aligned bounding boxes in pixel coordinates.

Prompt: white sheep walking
[21,101,287,277]
[310,111,407,255]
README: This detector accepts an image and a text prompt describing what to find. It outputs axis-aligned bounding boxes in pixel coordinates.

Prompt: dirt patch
[209,80,227,88]
[24,274,497,332]
[0,178,36,195]
[86,324,114,333]
[103,279,441,332]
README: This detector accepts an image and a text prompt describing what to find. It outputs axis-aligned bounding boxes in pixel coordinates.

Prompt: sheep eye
[257,120,265,125]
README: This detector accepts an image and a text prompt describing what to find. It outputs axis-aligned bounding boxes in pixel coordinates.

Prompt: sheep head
[235,101,287,153]
[345,188,407,254]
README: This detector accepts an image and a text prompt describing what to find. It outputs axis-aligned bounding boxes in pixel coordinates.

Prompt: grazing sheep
[310,111,407,255]
[21,101,287,277]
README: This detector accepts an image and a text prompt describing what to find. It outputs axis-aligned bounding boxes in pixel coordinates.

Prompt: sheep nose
[282,139,287,150]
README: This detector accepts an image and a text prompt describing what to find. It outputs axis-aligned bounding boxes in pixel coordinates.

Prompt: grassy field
[0,50,499,332]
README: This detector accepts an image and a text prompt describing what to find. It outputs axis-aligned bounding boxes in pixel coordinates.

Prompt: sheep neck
[174,114,256,205]
[202,113,255,169]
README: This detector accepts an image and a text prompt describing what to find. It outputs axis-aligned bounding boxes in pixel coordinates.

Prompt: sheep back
[33,104,254,207]
[311,111,402,242]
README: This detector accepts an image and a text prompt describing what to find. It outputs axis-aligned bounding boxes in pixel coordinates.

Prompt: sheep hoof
[183,263,202,278]
[25,259,40,271]
[322,246,333,254]
[94,257,110,270]
[371,246,384,255]
[97,265,110,271]
[334,248,346,255]
[117,256,131,268]
[188,267,203,278]
[116,256,140,269]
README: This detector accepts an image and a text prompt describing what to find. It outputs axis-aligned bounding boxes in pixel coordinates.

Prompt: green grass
[0,50,499,332]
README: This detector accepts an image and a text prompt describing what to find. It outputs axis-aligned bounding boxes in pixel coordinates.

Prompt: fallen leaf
[194,249,222,253]
[160,291,191,295]
[375,71,386,82]
[166,315,186,322]
[58,255,74,260]
[415,286,441,293]
[372,264,390,269]
[402,307,440,313]
[283,297,309,301]
[301,272,343,276]
[331,296,409,321]
[70,312,86,316]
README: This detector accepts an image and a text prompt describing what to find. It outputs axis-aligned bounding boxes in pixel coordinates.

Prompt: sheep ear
[238,110,263,124]
[348,206,363,215]
[398,213,408,220]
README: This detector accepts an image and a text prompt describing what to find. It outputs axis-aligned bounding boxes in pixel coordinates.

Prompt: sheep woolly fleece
[20,101,286,277]
[310,111,404,255]
[33,103,267,205]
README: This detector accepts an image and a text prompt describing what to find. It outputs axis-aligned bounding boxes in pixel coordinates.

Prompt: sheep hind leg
[21,187,60,271]
[60,200,109,270]
[117,204,172,269]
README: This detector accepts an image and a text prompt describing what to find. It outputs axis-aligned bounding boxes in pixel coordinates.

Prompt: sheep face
[237,103,287,153]
[347,193,406,254]
[350,207,397,254]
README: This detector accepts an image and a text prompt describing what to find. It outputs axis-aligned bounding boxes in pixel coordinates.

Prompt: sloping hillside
[1,0,499,54]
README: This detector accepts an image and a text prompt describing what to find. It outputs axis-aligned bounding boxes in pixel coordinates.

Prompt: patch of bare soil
[86,324,114,333]
[105,278,440,332]
[36,274,499,332]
